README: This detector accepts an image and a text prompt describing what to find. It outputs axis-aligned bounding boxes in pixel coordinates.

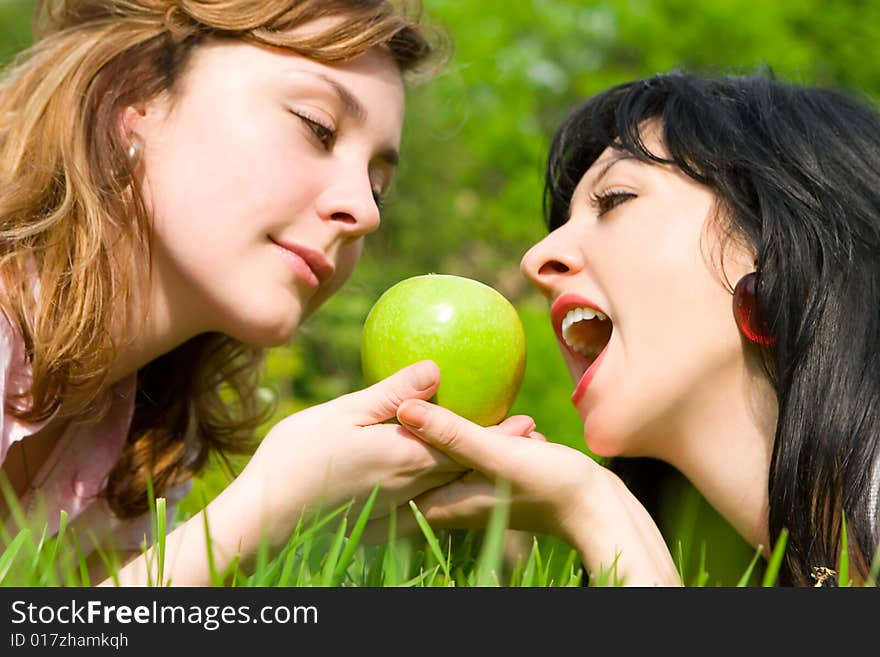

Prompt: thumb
[343,360,440,425]
[397,399,516,478]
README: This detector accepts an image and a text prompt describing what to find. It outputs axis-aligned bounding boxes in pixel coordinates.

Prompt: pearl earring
[127,134,143,163]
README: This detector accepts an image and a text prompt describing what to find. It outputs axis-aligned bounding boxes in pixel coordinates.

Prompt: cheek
[582,275,741,456]
[597,307,740,455]
[577,348,649,457]
[142,103,304,229]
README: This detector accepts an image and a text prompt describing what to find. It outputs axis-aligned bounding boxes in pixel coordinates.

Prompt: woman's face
[127,39,404,346]
[520,125,754,459]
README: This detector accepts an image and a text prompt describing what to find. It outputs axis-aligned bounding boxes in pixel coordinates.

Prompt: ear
[120,95,173,168]
[118,89,172,140]
[119,104,148,142]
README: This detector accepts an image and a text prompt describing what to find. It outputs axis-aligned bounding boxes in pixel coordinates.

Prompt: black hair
[544,70,880,586]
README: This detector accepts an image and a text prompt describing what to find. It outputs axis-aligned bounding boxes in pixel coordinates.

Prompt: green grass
[0,481,876,587]
[0,478,579,587]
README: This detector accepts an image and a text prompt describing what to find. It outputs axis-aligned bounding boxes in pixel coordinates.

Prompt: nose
[520,224,584,298]
[315,171,381,239]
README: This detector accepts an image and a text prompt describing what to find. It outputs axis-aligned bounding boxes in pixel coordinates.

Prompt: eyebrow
[588,152,639,189]
[314,73,399,167]
[315,72,366,122]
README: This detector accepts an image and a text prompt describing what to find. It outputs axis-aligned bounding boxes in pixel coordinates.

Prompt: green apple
[361,273,527,426]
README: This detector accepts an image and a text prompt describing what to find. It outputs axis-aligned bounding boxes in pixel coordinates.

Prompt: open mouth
[550,294,614,402]
[559,306,613,368]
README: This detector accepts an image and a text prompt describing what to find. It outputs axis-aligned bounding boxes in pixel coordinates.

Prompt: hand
[364,398,594,540]
[231,361,533,548]
[374,399,682,586]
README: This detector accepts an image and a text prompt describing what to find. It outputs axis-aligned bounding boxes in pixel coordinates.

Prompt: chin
[581,413,630,459]
[584,436,623,459]
[582,427,618,458]
[230,308,303,347]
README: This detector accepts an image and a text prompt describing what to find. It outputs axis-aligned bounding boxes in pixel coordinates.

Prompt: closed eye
[590,189,637,217]
[292,111,336,150]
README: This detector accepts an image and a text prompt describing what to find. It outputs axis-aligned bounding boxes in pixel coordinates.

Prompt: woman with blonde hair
[0,0,519,586]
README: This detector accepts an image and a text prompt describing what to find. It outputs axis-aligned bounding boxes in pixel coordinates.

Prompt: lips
[550,293,614,405]
[270,237,335,286]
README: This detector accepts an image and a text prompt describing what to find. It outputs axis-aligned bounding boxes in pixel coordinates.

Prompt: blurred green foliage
[1,0,877,585]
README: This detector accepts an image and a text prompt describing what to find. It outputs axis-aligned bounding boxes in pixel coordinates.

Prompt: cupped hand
[232,361,535,548]
[364,397,596,541]
[369,398,682,586]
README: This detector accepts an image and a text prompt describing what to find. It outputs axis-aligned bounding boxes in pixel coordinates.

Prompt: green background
[2,0,877,585]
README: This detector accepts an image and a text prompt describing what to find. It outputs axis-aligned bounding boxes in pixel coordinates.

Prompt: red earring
[733,272,776,346]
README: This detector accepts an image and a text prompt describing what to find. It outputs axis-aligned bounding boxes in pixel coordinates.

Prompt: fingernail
[411,361,436,391]
[399,399,430,429]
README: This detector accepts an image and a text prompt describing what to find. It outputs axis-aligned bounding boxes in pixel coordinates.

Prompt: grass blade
[28,524,49,581]
[408,501,451,582]
[520,536,540,586]
[674,541,685,584]
[155,497,167,586]
[474,479,511,587]
[334,485,380,580]
[0,475,27,544]
[195,486,224,587]
[866,540,880,587]
[761,528,789,587]
[0,529,30,584]
[736,546,763,587]
[590,553,623,587]
[556,548,579,588]
[39,511,68,587]
[692,542,709,587]
[837,512,849,587]
[276,542,300,586]
[567,555,584,587]
[89,535,121,588]
[69,530,90,586]
[250,533,273,586]
[399,564,439,587]
[319,515,348,586]
[294,533,314,586]
[382,510,399,586]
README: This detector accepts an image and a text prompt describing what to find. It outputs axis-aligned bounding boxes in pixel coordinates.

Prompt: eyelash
[292,110,386,212]
[293,110,336,150]
[589,189,637,217]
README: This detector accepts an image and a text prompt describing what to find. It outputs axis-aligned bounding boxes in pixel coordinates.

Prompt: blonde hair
[0,0,440,519]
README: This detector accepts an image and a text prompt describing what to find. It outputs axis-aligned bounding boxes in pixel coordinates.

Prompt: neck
[657,354,777,554]
[105,263,208,386]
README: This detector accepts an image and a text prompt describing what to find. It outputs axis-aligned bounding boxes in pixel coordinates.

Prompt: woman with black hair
[380,71,880,587]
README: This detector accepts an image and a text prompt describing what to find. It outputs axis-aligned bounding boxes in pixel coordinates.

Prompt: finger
[342,360,440,425]
[491,414,536,437]
[529,431,548,442]
[408,473,498,530]
[362,422,462,472]
[397,399,527,478]
[364,473,496,541]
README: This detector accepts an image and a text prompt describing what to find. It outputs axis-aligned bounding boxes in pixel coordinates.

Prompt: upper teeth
[561,306,607,330]
[561,306,608,357]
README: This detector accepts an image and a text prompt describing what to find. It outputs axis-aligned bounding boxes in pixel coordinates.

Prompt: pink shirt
[0,317,191,555]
